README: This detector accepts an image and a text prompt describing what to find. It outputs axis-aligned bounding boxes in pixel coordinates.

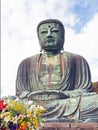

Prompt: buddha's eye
[52,29,58,33]
[41,30,48,34]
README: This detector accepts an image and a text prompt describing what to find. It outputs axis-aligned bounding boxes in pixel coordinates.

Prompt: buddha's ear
[40,48,43,53]
[61,47,64,51]
[58,46,64,53]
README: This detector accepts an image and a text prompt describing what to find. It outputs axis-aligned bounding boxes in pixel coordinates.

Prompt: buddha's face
[38,22,64,51]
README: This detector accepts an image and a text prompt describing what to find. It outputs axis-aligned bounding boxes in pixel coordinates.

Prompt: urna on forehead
[37,19,65,32]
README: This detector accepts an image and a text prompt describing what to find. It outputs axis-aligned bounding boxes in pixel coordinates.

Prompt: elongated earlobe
[40,48,43,53]
[61,47,64,53]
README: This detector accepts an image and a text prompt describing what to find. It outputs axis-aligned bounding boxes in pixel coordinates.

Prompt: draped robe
[16,51,98,122]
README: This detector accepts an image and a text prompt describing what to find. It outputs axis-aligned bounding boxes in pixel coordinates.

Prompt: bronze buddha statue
[16,19,98,122]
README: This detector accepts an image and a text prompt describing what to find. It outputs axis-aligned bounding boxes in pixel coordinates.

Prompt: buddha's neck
[44,50,61,57]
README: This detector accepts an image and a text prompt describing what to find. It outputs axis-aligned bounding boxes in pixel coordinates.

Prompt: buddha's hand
[28,90,69,100]
[44,90,70,99]
[44,90,69,99]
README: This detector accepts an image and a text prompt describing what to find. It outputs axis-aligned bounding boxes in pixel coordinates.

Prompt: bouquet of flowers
[0,97,46,130]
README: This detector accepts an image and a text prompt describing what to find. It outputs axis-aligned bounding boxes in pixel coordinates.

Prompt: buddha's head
[37,19,65,52]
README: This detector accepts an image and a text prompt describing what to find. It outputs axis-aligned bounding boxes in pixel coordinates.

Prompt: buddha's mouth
[46,38,55,43]
[47,39,54,42]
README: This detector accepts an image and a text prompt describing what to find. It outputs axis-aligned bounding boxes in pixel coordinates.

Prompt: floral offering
[0,97,46,130]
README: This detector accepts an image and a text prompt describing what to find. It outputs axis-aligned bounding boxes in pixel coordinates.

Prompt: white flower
[28,100,34,105]
[38,105,45,110]
[4,116,11,123]
[15,97,20,101]
[11,116,18,124]
[29,104,36,111]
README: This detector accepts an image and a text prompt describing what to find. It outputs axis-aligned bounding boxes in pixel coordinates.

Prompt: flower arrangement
[0,97,46,130]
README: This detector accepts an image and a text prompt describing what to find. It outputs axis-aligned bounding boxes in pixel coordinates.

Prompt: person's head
[37,19,65,52]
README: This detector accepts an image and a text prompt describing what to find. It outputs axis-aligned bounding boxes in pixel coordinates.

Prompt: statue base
[39,122,98,130]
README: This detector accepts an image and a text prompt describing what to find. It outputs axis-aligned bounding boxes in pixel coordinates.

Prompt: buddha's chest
[38,55,62,86]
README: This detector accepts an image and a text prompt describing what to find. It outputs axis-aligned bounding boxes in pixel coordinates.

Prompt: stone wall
[40,122,98,130]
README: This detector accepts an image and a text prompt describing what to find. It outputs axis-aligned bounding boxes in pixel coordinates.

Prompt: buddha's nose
[47,30,52,38]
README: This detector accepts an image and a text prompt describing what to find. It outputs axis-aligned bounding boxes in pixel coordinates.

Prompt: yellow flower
[31,117,38,128]
[35,105,47,117]
[8,100,27,114]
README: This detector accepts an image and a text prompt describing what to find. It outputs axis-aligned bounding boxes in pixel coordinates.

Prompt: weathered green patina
[16,19,98,122]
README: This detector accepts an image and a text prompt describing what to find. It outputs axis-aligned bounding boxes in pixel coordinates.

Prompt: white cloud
[1,0,98,97]
[65,13,98,81]
[65,13,98,59]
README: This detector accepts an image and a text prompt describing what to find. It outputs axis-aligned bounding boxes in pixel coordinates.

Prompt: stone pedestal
[40,122,98,130]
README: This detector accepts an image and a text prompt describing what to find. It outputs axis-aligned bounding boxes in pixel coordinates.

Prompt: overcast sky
[1,0,98,97]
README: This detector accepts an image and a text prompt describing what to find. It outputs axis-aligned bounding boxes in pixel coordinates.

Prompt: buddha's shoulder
[63,51,85,59]
[18,54,40,66]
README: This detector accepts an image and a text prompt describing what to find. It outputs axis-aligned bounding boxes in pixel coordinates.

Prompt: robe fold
[16,51,98,121]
